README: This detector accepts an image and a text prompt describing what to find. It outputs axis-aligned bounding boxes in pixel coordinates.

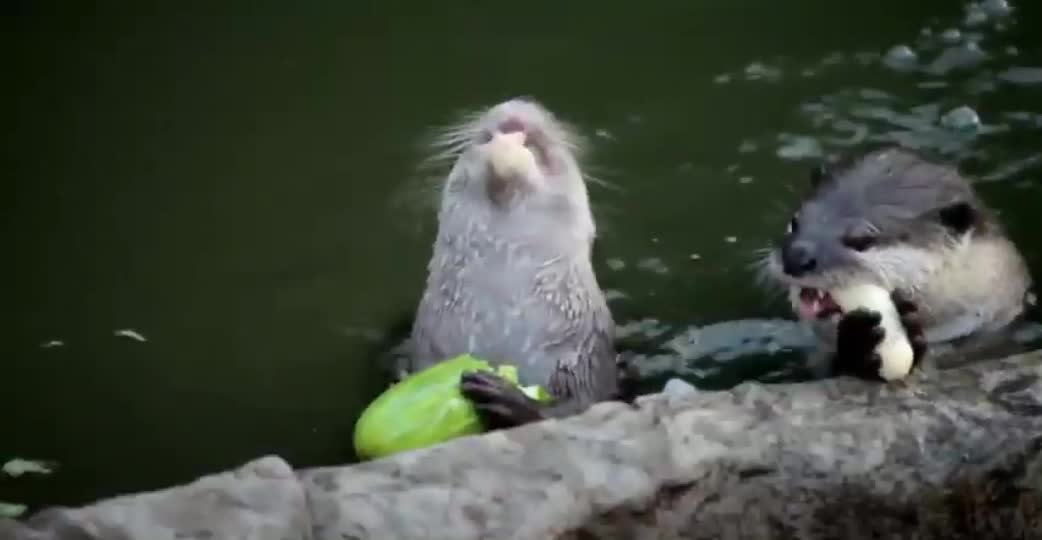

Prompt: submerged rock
[941,105,982,131]
[981,0,1012,17]
[999,67,1042,85]
[927,42,989,75]
[940,28,963,44]
[3,352,1042,539]
[883,45,918,71]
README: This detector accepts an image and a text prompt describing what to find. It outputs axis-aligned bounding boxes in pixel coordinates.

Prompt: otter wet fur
[762,146,1032,381]
[407,97,618,430]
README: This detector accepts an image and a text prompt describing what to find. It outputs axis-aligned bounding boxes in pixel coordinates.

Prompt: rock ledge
[4,352,1042,540]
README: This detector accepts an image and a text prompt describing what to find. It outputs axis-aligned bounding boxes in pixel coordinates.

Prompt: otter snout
[782,239,817,276]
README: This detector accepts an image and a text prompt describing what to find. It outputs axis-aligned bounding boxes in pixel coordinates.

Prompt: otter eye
[842,235,877,252]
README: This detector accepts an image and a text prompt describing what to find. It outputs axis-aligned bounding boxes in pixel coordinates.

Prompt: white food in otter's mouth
[830,283,915,381]
[484,131,537,180]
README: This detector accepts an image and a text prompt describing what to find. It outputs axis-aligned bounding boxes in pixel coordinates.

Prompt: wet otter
[407,97,618,429]
[764,146,1033,381]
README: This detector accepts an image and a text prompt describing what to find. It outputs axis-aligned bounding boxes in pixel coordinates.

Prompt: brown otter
[763,146,1033,380]
[406,97,619,429]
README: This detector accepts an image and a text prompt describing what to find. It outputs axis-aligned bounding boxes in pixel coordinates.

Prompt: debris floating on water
[114,329,147,342]
[738,176,754,184]
[689,253,702,261]
[724,236,738,244]
[820,52,845,66]
[713,73,732,84]
[940,106,982,131]
[594,129,613,139]
[605,258,626,271]
[40,339,65,349]
[743,62,781,82]
[636,257,669,275]
[3,458,58,478]
[738,140,758,153]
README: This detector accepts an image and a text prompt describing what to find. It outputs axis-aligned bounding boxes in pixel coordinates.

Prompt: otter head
[766,147,992,321]
[430,97,596,246]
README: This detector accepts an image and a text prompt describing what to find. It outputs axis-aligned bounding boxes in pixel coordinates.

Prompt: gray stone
[303,352,1042,539]
[662,378,699,398]
[4,354,1042,539]
[0,456,311,540]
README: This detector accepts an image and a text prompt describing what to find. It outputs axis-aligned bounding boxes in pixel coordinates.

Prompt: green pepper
[353,354,551,460]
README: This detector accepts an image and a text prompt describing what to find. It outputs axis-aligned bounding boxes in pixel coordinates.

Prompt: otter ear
[938,201,976,234]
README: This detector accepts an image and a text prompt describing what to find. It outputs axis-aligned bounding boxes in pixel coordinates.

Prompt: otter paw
[614,353,642,404]
[834,308,885,380]
[891,290,928,369]
[459,371,544,430]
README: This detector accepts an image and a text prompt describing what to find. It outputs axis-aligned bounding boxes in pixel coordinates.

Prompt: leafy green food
[353,355,550,460]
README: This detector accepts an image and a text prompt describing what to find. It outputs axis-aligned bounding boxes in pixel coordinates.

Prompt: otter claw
[614,353,641,403]
[891,290,928,367]
[834,308,886,380]
[834,291,929,380]
[459,371,543,430]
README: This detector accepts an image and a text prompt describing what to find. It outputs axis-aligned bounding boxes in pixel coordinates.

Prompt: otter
[406,97,619,429]
[764,146,1033,381]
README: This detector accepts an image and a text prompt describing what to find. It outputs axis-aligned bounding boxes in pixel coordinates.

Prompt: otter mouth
[797,287,842,320]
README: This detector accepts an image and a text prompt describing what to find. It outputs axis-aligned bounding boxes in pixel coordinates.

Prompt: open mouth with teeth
[796,287,843,320]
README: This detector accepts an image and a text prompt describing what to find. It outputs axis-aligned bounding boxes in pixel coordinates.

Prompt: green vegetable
[353,354,551,460]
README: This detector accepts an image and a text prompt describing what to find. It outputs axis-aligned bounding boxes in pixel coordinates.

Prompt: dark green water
[3,0,1040,510]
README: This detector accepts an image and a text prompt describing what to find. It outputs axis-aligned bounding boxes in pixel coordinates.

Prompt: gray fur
[765,146,1032,345]
[408,98,618,406]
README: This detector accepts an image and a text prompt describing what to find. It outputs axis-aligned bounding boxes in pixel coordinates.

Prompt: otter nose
[497,117,526,135]
[782,241,817,276]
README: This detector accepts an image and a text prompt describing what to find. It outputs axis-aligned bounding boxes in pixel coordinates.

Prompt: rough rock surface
[0,456,311,540]
[4,352,1042,540]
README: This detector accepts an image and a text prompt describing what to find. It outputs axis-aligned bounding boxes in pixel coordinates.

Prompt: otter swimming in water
[764,146,1033,381]
[407,97,619,429]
